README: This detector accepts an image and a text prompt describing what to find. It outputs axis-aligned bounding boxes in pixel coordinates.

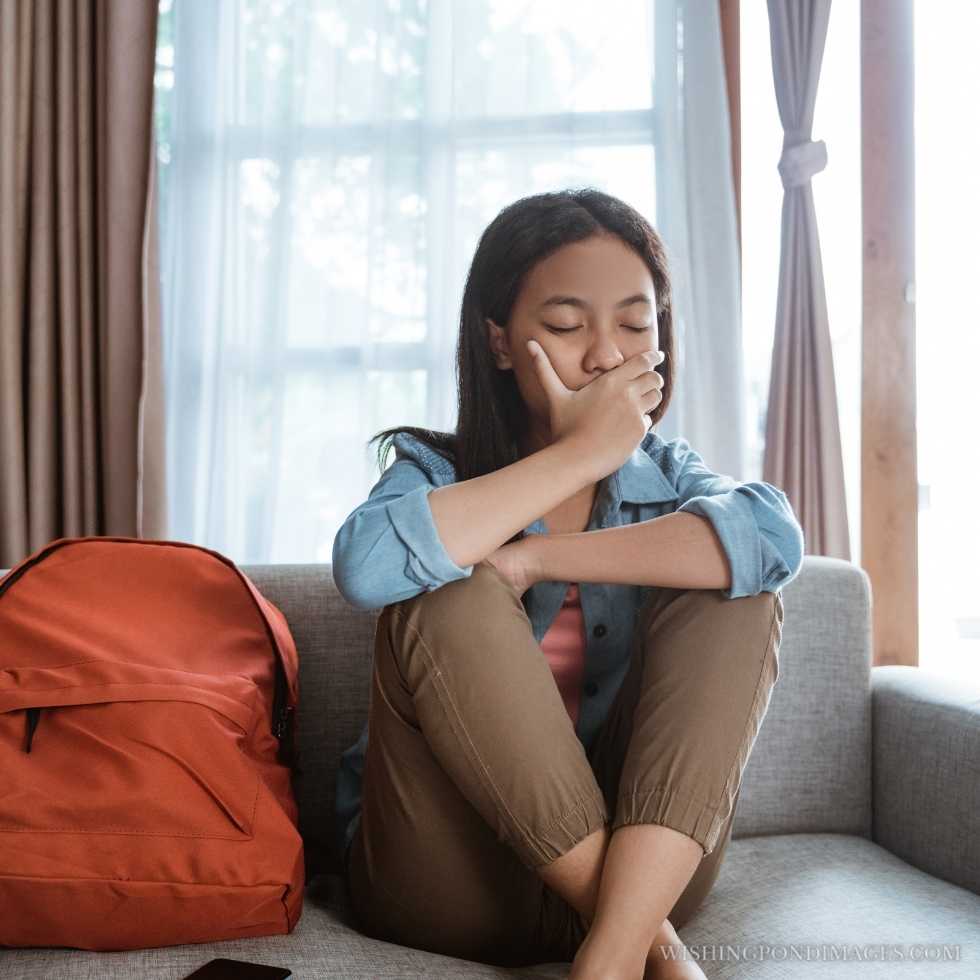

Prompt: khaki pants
[346,560,784,967]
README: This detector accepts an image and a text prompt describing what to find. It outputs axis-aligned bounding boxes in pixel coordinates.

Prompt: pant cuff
[514,791,609,870]
[613,784,729,856]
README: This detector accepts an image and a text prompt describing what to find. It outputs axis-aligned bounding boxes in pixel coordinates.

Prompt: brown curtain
[0,0,166,570]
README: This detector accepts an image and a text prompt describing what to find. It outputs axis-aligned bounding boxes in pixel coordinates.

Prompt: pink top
[539,582,587,726]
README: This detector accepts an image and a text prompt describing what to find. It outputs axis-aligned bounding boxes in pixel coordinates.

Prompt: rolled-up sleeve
[666,438,805,598]
[331,460,474,610]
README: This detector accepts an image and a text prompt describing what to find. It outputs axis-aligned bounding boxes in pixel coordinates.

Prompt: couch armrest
[872,665,980,895]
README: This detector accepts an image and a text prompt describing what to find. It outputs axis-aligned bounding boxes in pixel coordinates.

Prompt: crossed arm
[527,512,731,591]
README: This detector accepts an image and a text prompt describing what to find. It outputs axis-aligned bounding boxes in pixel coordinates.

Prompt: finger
[641,386,664,412]
[526,340,569,399]
[635,368,664,393]
[622,348,665,380]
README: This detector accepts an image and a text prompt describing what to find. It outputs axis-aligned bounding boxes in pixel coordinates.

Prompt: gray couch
[2,555,978,978]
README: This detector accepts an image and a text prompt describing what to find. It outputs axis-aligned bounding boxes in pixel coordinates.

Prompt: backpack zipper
[24,706,42,753]
[18,667,291,756]
[4,545,67,754]
[272,658,287,737]
[272,658,295,768]
[22,679,292,756]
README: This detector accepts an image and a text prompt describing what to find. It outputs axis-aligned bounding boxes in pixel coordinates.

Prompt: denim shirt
[331,430,805,866]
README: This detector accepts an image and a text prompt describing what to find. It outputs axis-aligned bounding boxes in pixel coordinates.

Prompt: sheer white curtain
[154,0,741,565]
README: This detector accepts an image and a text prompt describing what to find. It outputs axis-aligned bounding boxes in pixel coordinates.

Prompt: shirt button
[592,623,607,638]
[584,680,599,697]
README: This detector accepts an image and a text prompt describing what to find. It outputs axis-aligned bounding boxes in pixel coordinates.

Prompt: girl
[332,188,802,979]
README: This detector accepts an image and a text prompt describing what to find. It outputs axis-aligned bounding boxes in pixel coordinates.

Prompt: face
[486,233,660,454]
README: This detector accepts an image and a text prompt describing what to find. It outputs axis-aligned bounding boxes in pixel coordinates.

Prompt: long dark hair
[368,187,676,483]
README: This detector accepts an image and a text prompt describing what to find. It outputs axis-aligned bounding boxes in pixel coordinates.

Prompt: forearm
[428,438,596,569]
[533,512,732,590]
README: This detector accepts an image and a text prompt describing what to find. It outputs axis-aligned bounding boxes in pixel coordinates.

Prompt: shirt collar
[614,441,679,504]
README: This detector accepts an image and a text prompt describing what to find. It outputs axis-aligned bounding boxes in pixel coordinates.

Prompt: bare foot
[643,918,707,980]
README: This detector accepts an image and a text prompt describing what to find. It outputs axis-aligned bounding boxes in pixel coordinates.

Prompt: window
[741,2,980,683]
[914,7,980,684]
[153,0,671,564]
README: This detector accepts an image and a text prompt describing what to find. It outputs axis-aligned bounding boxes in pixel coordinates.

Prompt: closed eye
[543,323,650,334]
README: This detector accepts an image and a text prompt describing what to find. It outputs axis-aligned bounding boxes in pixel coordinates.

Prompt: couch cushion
[3,835,976,978]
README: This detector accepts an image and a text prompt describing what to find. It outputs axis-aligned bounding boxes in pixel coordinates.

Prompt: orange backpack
[0,536,304,951]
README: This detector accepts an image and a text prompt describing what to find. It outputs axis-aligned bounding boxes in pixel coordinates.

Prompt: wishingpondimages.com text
[656,943,962,963]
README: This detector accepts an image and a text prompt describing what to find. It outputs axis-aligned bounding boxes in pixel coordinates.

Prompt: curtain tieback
[777,138,828,190]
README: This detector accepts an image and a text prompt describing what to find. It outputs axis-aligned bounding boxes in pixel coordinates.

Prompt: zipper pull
[274,703,293,740]
[274,704,296,769]
[24,707,42,753]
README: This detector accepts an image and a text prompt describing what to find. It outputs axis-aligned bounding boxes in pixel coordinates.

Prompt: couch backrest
[240,555,873,875]
[239,563,378,877]
[730,555,873,845]
[0,554,874,877]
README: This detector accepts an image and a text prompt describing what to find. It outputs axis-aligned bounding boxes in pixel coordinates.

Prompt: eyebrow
[537,293,652,312]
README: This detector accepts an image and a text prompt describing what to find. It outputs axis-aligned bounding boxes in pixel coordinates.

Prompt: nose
[583,339,625,375]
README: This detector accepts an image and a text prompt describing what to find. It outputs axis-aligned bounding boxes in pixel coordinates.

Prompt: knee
[702,589,783,684]
[377,560,523,661]
[393,559,521,628]
[714,589,782,639]
[731,590,783,661]
[662,586,780,629]
[641,587,783,668]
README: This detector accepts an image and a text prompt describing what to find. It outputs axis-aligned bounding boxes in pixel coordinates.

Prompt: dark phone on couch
[182,958,292,980]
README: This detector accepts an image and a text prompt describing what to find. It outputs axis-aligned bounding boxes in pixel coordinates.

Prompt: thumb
[527,339,568,400]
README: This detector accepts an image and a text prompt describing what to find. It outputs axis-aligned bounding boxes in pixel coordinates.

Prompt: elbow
[331,571,384,613]
[331,526,384,612]
[777,510,806,581]
[787,521,805,577]
[760,521,805,593]
[331,521,432,611]
[777,492,805,576]
[758,490,805,591]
